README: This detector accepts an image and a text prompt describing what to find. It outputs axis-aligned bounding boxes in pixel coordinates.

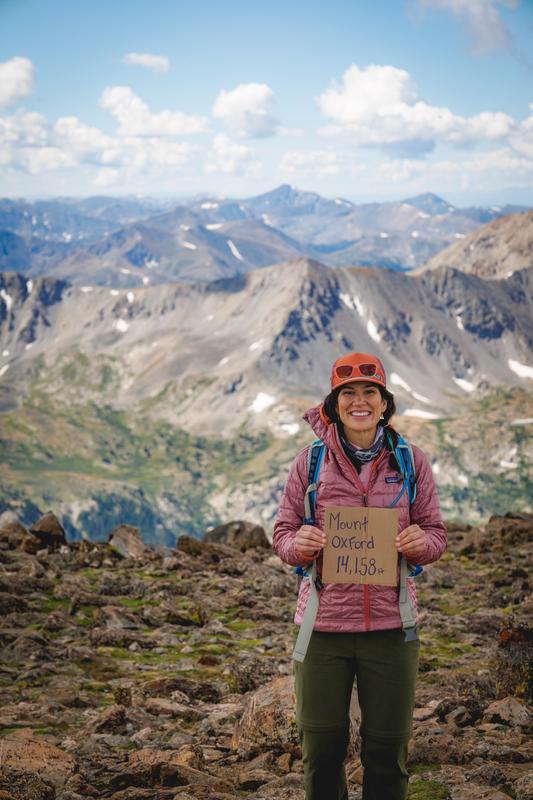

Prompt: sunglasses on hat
[334,362,382,381]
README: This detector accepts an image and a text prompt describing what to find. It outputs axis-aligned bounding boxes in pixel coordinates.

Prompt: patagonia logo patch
[385,476,401,483]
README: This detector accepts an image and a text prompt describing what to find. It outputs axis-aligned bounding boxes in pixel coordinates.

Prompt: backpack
[293,432,422,662]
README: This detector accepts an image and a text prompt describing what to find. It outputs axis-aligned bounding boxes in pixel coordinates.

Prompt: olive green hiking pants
[293,628,420,800]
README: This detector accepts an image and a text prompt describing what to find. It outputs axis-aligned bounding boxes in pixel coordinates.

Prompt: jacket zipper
[332,427,387,631]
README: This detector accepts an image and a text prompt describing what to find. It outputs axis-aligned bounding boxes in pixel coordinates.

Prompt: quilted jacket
[272,404,447,633]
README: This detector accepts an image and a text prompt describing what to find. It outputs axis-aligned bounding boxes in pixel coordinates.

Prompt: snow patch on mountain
[249,392,276,413]
[227,240,243,261]
[453,377,476,393]
[0,290,13,311]
[280,422,300,435]
[403,409,440,419]
[340,293,365,316]
[508,359,533,379]
[367,319,381,343]
[390,373,431,404]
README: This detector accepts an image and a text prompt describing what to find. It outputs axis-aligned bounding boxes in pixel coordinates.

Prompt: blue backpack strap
[303,439,326,524]
[385,430,417,507]
[293,439,326,662]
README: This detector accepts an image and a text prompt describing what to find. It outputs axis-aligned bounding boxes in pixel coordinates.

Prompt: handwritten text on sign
[322,506,399,586]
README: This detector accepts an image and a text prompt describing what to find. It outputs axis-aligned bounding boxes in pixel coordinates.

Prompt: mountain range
[0,187,530,285]
[0,235,531,540]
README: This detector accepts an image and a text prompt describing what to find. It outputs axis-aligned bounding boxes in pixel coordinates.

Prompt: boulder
[486,513,533,547]
[482,697,531,727]
[514,771,533,800]
[232,674,361,758]
[496,617,533,700]
[0,768,56,800]
[203,520,270,550]
[117,748,233,792]
[254,774,305,799]
[108,525,148,559]
[0,729,76,791]
[232,675,299,755]
[29,512,67,551]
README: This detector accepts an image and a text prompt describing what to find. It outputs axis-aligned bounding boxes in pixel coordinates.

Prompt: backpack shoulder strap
[303,439,326,524]
[293,439,326,663]
[386,430,417,505]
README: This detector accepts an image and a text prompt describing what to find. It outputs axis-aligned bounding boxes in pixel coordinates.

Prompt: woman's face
[336,382,387,443]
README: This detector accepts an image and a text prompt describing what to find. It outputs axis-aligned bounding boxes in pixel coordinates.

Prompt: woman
[273,352,447,800]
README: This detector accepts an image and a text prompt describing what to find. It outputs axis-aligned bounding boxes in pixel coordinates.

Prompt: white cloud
[0,57,35,107]
[509,104,533,158]
[316,63,514,154]
[18,146,76,174]
[0,110,48,148]
[205,134,261,176]
[213,83,279,138]
[417,0,517,53]
[100,85,209,137]
[376,147,533,191]
[54,116,114,156]
[122,52,170,73]
[92,168,120,186]
[280,148,343,175]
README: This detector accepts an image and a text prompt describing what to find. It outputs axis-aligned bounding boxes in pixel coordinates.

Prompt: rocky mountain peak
[418,210,533,280]
[402,193,456,215]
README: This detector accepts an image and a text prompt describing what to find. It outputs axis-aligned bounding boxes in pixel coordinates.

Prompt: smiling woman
[273,351,447,800]
[336,383,387,448]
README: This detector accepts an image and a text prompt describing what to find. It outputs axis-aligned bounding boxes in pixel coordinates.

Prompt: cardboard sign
[322,506,399,586]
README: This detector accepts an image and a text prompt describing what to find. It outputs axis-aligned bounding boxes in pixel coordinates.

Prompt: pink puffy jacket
[272,405,447,633]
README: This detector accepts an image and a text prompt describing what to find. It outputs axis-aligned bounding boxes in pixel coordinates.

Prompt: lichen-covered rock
[514,770,533,800]
[232,675,299,754]
[0,768,56,800]
[0,729,76,791]
[496,614,533,700]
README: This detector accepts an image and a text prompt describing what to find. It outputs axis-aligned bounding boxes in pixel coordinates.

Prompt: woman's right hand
[294,524,327,560]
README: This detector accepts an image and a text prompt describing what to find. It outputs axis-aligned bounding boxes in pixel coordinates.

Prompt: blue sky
[1,0,532,204]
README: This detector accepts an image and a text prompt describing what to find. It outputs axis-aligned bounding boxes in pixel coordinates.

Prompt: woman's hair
[323,384,396,426]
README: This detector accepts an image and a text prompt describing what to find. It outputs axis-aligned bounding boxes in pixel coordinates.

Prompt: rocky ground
[0,512,531,800]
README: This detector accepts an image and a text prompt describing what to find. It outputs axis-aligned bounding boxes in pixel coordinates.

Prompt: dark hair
[323,384,396,426]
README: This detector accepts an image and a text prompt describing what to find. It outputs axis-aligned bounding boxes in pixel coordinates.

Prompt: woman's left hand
[396,524,427,561]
